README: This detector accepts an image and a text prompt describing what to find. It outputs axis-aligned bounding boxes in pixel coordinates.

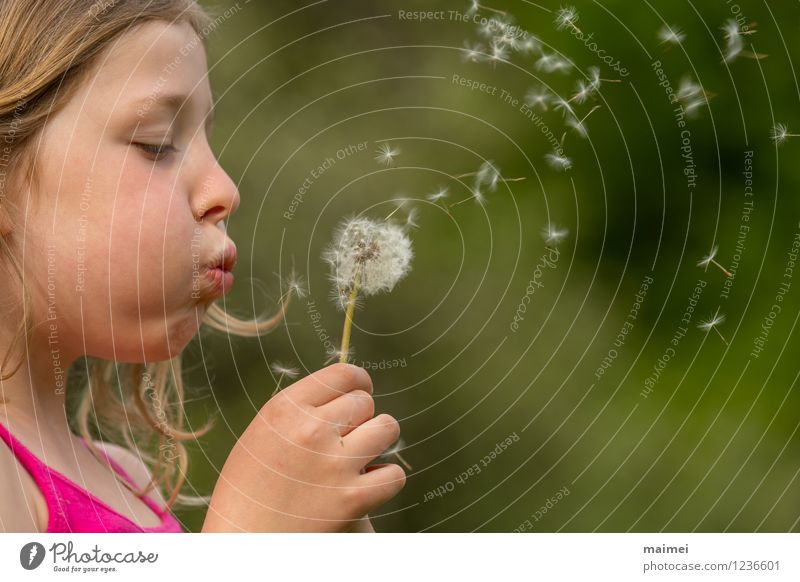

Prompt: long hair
[0,0,293,512]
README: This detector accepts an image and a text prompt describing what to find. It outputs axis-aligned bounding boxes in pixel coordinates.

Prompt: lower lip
[205,267,235,295]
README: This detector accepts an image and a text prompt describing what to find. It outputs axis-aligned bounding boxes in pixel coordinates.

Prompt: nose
[191,158,241,225]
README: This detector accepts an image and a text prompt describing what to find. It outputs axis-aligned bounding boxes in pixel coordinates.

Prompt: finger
[354,463,407,512]
[342,413,400,465]
[279,363,372,408]
[317,389,375,438]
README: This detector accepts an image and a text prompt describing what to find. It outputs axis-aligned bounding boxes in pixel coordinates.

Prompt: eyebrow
[133,92,215,134]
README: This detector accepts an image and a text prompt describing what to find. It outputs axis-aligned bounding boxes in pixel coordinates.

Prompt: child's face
[25,21,240,363]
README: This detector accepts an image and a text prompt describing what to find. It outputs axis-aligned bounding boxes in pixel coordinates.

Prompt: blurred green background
[175,0,800,532]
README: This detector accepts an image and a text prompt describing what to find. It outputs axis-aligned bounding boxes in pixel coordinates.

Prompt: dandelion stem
[580,105,602,124]
[713,327,729,346]
[270,372,285,398]
[339,269,362,363]
[476,3,506,15]
[710,259,733,277]
[393,450,413,470]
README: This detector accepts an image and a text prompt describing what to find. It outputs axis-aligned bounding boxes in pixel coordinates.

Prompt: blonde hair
[0,0,294,513]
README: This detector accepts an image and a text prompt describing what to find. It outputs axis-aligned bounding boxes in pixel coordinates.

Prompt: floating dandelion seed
[461,40,485,63]
[488,41,508,66]
[322,216,414,363]
[698,309,729,346]
[553,96,575,117]
[721,19,766,63]
[545,151,572,171]
[676,76,710,116]
[536,52,572,73]
[697,245,732,277]
[658,24,685,46]
[466,0,506,17]
[771,123,799,146]
[270,361,300,397]
[427,186,450,203]
[374,142,400,167]
[570,80,592,105]
[541,223,569,248]
[379,437,413,470]
[517,36,541,56]
[565,105,601,139]
[555,5,581,34]
[450,160,525,208]
[525,86,551,111]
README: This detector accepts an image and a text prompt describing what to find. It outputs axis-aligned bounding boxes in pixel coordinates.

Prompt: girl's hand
[202,363,406,532]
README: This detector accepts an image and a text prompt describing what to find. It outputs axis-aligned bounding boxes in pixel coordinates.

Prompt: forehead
[82,20,211,116]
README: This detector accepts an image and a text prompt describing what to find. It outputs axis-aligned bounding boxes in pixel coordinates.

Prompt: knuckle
[296,417,324,445]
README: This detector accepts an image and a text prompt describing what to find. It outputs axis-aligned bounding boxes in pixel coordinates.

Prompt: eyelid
[134,141,177,161]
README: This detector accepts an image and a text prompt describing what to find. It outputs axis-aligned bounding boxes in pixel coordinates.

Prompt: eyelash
[135,142,176,161]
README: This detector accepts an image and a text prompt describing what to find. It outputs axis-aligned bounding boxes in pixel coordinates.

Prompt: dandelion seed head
[374,142,400,167]
[545,152,572,171]
[697,245,719,269]
[555,6,579,31]
[771,123,789,145]
[698,312,726,332]
[322,217,413,298]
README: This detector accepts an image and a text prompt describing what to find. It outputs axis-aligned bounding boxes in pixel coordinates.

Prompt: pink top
[0,421,183,533]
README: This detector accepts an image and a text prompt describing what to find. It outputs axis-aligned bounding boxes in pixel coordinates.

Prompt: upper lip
[207,241,237,272]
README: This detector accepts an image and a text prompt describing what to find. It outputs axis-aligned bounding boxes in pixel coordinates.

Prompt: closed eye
[135,142,177,161]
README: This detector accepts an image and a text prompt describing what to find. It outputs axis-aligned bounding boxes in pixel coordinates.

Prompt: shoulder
[0,439,41,532]
[94,441,168,508]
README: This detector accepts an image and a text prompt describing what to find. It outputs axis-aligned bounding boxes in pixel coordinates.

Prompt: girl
[0,0,405,533]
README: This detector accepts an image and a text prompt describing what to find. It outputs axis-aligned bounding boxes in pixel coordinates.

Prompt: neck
[0,321,79,438]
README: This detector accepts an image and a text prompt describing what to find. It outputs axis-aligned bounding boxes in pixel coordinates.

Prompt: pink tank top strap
[0,420,183,532]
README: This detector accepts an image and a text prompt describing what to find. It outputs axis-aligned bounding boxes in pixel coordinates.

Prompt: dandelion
[570,80,592,105]
[587,66,621,92]
[379,437,413,470]
[545,151,572,171]
[697,245,732,277]
[555,5,581,34]
[771,123,799,146]
[322,216,414,362]
[541,223,569,248]
[269,361,300,397]
[553,96,575,117]
[374,142,400,167]
[698,308,729,346]
[658,24,685,47]
[525,86,551,111]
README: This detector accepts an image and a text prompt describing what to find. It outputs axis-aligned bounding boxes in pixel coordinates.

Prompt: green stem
[339,270,362,363]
